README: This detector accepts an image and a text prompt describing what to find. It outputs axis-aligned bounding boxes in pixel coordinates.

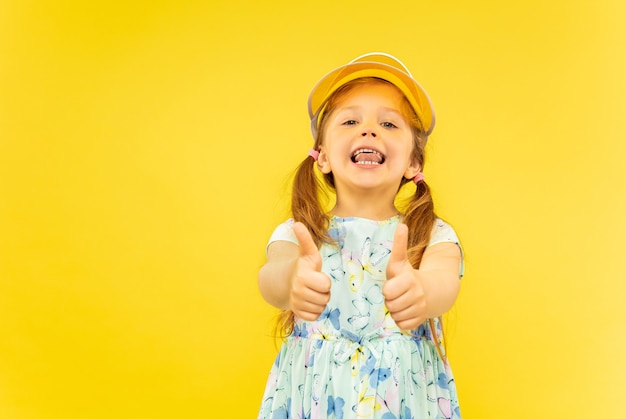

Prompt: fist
[383,223,428,330]
[289,222,331,321]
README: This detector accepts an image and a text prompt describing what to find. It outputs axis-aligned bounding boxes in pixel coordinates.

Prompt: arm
[258,240,299,310]
[417,241,462,318]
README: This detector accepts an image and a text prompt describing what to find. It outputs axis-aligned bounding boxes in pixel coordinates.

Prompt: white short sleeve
[267,219,299,251]
[428,218,465,278]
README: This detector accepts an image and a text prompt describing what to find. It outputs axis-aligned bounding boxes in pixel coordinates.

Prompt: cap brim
[308,61,435,137]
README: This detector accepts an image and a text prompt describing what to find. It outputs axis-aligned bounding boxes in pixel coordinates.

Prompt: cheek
[404,147,421,170]
[399,142,416,161]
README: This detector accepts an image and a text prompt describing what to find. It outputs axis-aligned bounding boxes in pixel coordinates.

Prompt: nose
[361,128,377,138]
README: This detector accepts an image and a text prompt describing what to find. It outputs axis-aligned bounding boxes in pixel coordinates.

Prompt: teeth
[352,148,384,165]
[352,148,383,158]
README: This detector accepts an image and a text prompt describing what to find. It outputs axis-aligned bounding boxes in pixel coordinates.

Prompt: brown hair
[276,77,446,359]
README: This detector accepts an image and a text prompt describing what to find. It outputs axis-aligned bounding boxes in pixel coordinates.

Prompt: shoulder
[428,218,461,247]
[428,218,465,278]
[267,219,298,248]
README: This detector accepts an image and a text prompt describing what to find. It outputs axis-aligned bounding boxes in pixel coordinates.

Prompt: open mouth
[351,148,385,165]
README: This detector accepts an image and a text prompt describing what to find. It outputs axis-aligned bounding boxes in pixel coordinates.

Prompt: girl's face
[317,81,420,196]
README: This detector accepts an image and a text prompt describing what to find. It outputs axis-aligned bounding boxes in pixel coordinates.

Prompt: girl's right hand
[289,222,331,321]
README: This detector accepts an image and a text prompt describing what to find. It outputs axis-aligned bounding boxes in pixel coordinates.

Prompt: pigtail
[404,180,436,266]
[403,179,449,363]
[274,310,295,341]
[276,155,331,340]
[291,156,331,247]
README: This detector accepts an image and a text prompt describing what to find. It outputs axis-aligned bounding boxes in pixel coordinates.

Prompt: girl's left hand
[383,223,428,331]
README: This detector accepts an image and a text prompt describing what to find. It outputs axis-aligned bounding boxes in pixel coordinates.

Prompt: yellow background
[1,1,625,417]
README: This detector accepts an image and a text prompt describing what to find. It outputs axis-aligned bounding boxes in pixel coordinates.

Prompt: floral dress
[259,216,464,419]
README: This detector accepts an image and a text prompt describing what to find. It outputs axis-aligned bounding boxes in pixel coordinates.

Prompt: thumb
[293,222,321,268]
[387,223,409,275]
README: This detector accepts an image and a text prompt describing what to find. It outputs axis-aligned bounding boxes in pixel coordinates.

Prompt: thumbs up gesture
[289,222,331,321]
[383,223,428,331]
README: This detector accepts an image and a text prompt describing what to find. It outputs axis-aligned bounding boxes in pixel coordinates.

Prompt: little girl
[258,53,464,419]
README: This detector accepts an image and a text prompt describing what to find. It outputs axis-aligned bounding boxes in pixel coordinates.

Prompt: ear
[403,158,421,180]
[317,147,332,174]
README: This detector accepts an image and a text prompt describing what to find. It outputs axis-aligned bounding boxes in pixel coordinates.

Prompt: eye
[381,121,398,129]
[342,120,358,126]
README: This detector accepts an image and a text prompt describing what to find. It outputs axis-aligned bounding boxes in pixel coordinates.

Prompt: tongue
[354,152,382,163]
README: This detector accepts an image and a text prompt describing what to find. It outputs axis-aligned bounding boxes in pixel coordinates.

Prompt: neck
[331,194,400,221]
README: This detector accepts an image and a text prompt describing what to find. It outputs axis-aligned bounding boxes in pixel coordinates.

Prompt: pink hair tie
[308,149,320,161]
[412,172,425,184]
